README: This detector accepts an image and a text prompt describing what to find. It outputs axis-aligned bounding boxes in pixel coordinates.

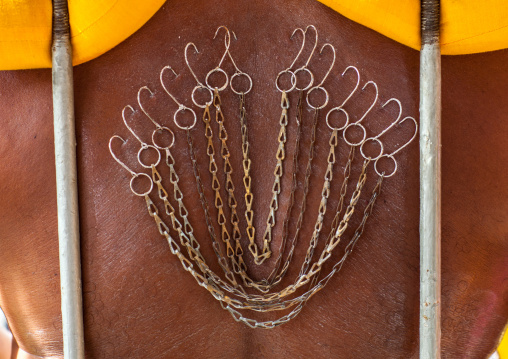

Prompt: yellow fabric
[500,328,508,359]
[317,0,508,55]
[0,0,165,70]
[1,1,508,70]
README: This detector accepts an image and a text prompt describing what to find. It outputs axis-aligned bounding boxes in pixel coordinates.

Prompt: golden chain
[256,90,290,265]
[239,92,256,263]
[267,90,305,284]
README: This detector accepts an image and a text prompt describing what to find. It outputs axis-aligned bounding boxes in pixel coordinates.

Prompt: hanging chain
[256,90,290,265]
[267,90,305,284]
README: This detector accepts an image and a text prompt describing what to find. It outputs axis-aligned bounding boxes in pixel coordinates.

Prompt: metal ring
[275,69,296,93]
[137,145,161,168]
[151,126,175,150]
[230,72,253,95]
[374,154,398,178]
[326,107,349,131]
[360,137,384,161]
[129,173,154,197]
[205,68,228,92]
[174,106,197,130]
[306,86,329,110]
[191,85,213,108]
[343,123,367,147]
[294,67,314,91]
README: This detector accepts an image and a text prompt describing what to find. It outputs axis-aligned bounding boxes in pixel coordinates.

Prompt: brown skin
[0,0,507,358]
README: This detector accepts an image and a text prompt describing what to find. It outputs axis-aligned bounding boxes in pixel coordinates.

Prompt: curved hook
[185,43,214,106]
[314,43,336,87]
[109,135,136,176]
[184,42,205,87]
[388,116,418,156]
[324,66,360,131]
[160,66,184,108]
[374,116,418,177]
[109,135,154,196]
[372,98,403,140]
[288,28,305,70]
[300,25,318,69]
[338,66,360,107]
[354,81,379,124]
[213,25,233,69]
[137,86,161,129]
[122,105,146,146]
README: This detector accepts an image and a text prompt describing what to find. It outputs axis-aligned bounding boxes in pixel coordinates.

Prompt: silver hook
[137,86,176,150]
[360,98,402,160]
[293,25,318,91]
[305,44,335,110]
[342,80,379,147]
[224,31,253,95]
[109,135,136,176]
[204,26,231,91]
[160,65,197,130]
[109,135,154,197]
[122,105,146,146]
[137,86,160,129]
[388,116,418,156]
[300,25,318,69]
[288,28,306,70]
[325,66,360,131]
[184,43,213,108]
[374,116,418,178]
[121,105,162,168]
[274,28,305,93]
[355,81,379,125]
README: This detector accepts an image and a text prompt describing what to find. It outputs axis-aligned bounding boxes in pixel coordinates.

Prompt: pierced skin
[0,0,507,358]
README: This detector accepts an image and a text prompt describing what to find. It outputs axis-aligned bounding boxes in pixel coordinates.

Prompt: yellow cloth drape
[318,0,508,55]
[0,0,165,70]
[1,0,508,70]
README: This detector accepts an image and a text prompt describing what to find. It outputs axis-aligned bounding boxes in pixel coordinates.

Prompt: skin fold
[0,0,506,358]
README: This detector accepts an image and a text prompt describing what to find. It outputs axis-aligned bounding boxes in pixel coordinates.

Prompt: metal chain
[267,90,305,284]
[239,92,256,263]
[257,90,290,265]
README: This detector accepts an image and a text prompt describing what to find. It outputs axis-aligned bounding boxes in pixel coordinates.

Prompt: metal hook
[373,98,403,140]
[301,25,318,69]
[137,86,161,129]
[389,116,418,156]
[355,81,379,124]
[109,135,136,176]
[373,116,418,177]
[359,98,402,160]
[160,65,197,130]
[109,135,154,196]
[160,66,182,107]
[288,28,306,70]
[122,105,146,146]
[339,66,361,107]
[293,26,318,91]
[204,26,231,91]
[213,25,233,69]
[314,43,336,87]
[305,44,335,109]
[223,31,253,95]
[342,81,379,147]
[121,105,162,167]
[325,66,360,131]
[137,86,176,150]
[185,43,205,87]
[275,28,304,92]
[184,43,214,107]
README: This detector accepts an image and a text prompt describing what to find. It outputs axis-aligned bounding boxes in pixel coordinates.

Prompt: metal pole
[52,1,85,358]
[420,0,441,358]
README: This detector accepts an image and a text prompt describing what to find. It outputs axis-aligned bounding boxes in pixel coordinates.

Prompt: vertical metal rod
[52,1,85,358]
[420,1,442,358]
